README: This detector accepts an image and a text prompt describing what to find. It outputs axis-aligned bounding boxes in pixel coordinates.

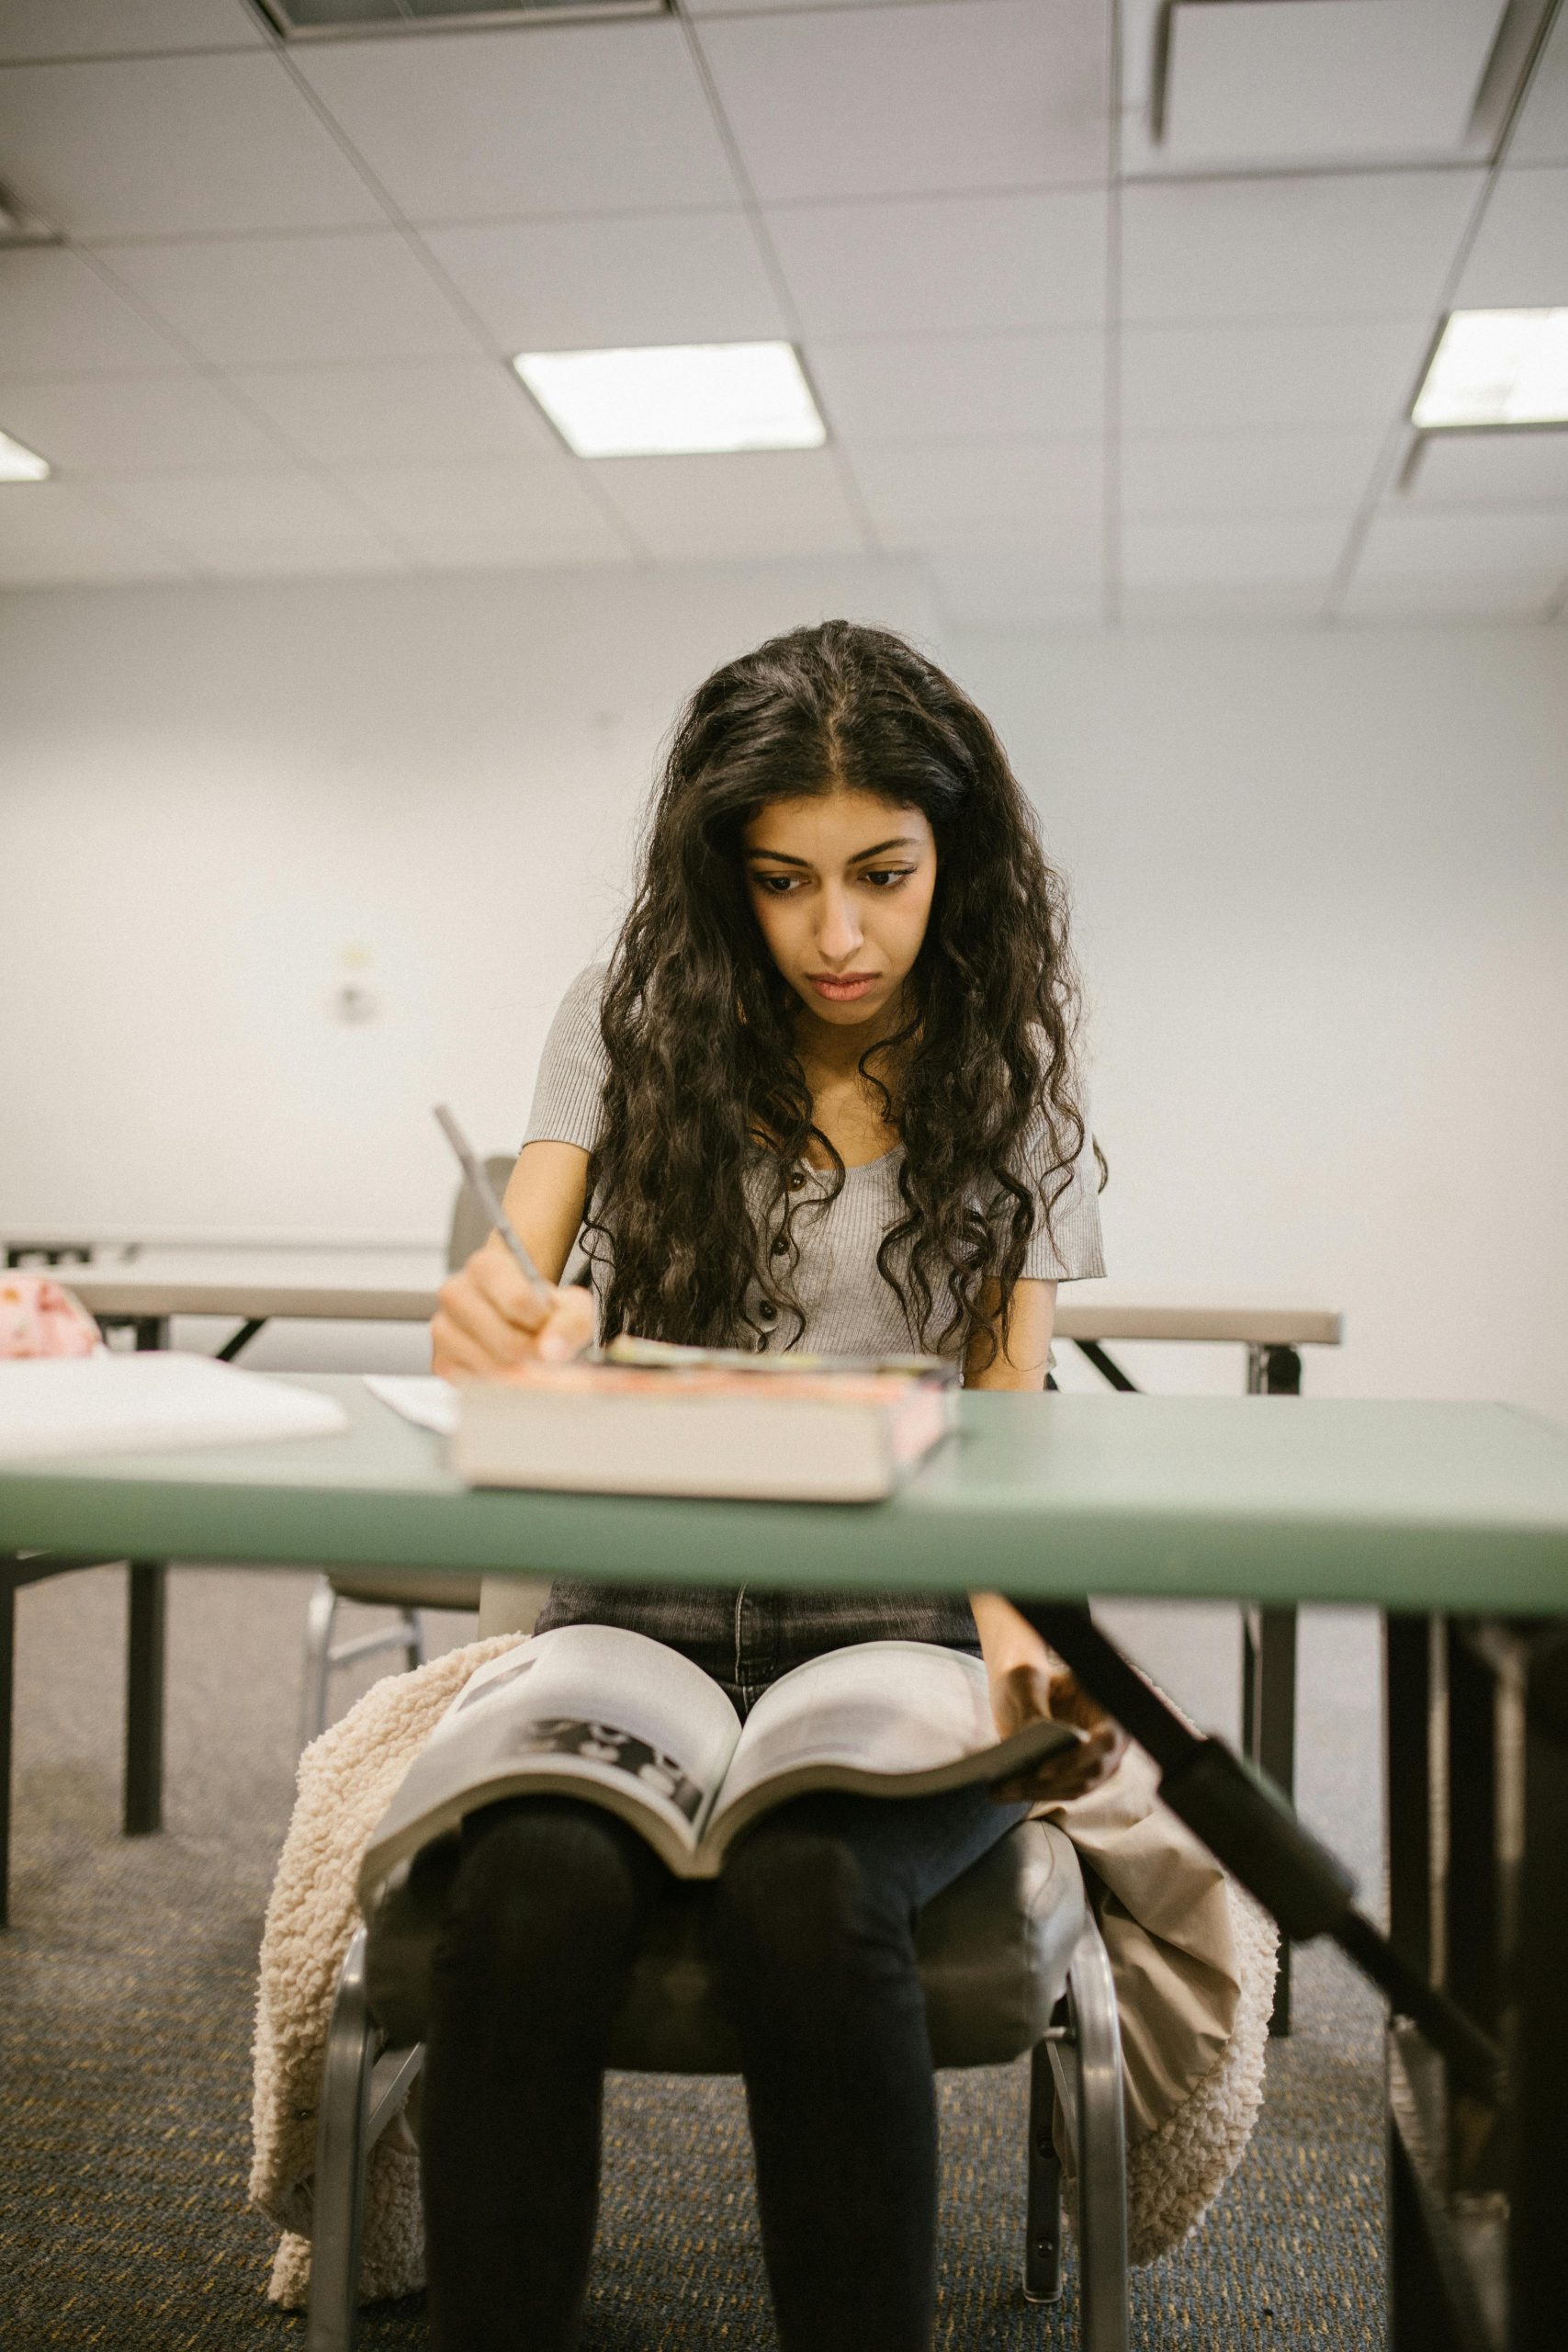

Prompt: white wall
[3,570,1565,1419]
[0,560,935,1245]
[948,625,1568,1419]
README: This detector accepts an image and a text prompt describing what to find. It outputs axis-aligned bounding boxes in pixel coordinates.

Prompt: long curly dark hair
[581,619,1097,1365]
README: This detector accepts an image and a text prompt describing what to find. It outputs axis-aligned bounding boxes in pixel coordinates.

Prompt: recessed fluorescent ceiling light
[513,342,826,458]
[0,428,49,481]
[1413,309,1568,429]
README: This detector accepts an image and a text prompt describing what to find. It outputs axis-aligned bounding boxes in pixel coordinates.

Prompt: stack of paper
[0,1352,348,1461]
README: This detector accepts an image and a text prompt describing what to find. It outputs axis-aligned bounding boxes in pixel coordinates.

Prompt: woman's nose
[816,887,863,961]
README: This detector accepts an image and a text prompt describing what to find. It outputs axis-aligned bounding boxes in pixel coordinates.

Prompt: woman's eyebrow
[850,835,922,861]
[745,835,922,866]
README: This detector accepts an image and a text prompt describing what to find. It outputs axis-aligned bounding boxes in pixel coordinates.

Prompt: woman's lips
[808,972,878,1002]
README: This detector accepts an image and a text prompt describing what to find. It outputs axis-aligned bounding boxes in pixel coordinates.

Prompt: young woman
[427,619,1124,2352]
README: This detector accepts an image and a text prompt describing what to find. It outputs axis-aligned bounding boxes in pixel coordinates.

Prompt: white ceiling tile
[807,330,1103,443]
[1509,5,1568,166]
[100,467,383,548]
[1121,428,1383,517]
[226,358,558,464]
[1122,515,1346,586]
[1402,429,1568,506]
[1339,567,1562,619]
[0,476,190,561]
[0,538,192,584]
[0,247,186,377]
[1118,580,1328,623]
[406,533,634,576]
[768,191,1108,338]
[696,0,1107,204]
[1122,171,1482,324]
[295,22,738,223]
[422,211,788,353]
[0,1,263,59]
[0,370,292,473]
[95,232,478,367]
[1354,505,1568,576]
[0,52,386,238]
[1453,166,1568,308]
[592,448,866,560]
[333,457,629,559]
[929,553,1103,629]
[686,0,916,12]
[1121,318,1430,433]
[196,536,407,579]
[849,439,1100,556]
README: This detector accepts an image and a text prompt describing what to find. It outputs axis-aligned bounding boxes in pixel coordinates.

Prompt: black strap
[1012,1600,1504,2102]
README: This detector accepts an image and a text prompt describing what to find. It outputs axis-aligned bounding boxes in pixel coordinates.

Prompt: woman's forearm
[968,1589,1057,1676]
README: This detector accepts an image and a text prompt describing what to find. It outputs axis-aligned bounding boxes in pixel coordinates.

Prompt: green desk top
[3,1379,1566,1612]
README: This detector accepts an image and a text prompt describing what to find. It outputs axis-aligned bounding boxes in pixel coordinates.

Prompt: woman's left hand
[971,1592,1129,1804]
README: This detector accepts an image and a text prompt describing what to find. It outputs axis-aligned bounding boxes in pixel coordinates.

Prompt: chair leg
[1023,2032,1065,2303]
[400,1606,426,1675]
[1064,1927,1130,2352]
[307,1928,375,2352]
[299,1577,339,1754]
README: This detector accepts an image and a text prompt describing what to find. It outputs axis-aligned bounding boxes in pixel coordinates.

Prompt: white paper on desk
[0,1352,347,1461]
[363,1374,459,1437]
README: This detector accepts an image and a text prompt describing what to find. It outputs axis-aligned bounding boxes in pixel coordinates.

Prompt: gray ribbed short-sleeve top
[524,963,1105,1362]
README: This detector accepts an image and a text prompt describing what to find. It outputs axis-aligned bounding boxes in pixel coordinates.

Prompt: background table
[3,1380,1565,2350]
[8,1242,1341,2022]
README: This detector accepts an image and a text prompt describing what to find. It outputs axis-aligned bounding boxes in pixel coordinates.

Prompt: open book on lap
[358,1623,1079,1896]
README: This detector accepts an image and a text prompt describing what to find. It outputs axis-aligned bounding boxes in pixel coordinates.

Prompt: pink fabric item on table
[0,1272,101,1359]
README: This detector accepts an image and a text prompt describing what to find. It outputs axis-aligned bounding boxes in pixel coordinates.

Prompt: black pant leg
[706,1786,1026,2352]
[420,1793,670,2352]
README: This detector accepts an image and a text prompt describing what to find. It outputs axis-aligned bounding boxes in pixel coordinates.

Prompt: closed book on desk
[452,1351,958,1502]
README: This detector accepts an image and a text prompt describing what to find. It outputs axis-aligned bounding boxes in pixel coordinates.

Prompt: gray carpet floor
[0,1566,1387,2350]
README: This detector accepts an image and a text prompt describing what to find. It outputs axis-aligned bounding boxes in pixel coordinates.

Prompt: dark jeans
[420,1586,1021,2352]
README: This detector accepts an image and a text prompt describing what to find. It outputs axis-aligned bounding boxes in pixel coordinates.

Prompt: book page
[361,1624,741,1890]
[364,1373,457,1435]
[711,1641,1006,1825]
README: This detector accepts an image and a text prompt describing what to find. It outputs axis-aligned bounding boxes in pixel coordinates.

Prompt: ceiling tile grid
[292,20,741,221]
[0,0,1562,618]
[0,51,387,239]
[0,3,265,64]
[694,0,1109,205]
[421,210,792,353]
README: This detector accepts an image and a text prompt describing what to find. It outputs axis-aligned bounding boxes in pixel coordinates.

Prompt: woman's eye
[754,873,798,896]
[863,868,912,889]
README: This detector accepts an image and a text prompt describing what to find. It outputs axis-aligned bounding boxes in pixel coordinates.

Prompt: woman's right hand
[431,1238,595,1379]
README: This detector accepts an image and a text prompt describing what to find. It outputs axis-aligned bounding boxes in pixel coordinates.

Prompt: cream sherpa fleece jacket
[250,1637,1277,2306]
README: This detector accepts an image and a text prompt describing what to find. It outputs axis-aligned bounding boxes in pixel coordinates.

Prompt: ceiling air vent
[254,0,668,37]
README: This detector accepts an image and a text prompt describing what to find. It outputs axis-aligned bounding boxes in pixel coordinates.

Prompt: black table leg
[123,1563,165,1837]
[0,1568,15,1930]
[123,1314,171,1839]
[1382,1612,1568,2350]
[1512,1623,1568,2352]
[1244,1342,1303,2033]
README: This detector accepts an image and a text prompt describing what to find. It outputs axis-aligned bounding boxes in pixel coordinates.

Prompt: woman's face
[741,788,938,1030]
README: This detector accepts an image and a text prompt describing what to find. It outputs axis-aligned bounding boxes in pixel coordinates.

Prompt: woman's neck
[790,990,912,1166]
[793,989,910,1087]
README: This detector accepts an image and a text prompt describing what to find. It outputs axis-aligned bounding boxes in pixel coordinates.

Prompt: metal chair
[303,1816,1130,2351]
[298,1159,554,1750]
